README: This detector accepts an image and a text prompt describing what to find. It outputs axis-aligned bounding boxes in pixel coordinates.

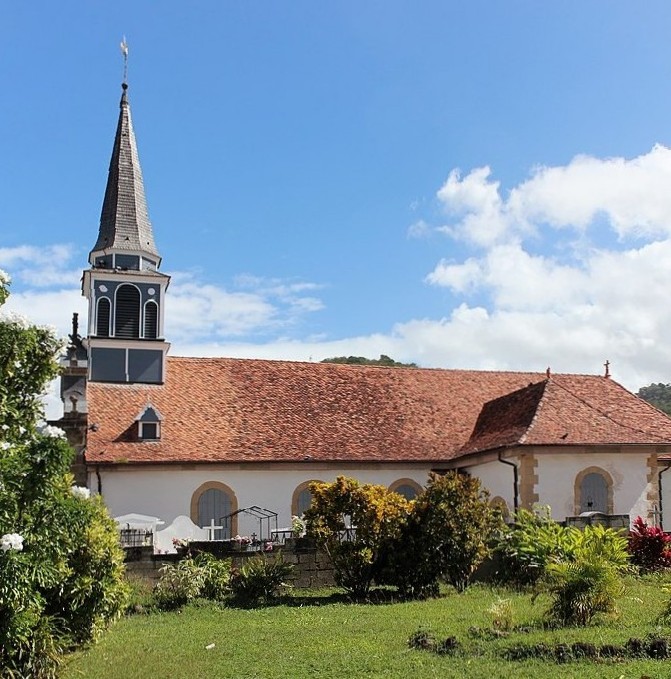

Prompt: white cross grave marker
[203,519,223,541]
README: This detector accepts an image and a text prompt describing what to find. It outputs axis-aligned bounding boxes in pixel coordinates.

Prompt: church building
[58,80,671,537]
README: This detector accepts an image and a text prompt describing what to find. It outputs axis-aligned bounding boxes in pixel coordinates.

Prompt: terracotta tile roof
[85,358,671,465]
[459,376,671,456]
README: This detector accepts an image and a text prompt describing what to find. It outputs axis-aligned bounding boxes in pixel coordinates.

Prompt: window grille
[97,298,111,337]
[115,285,140,338]
[144,301,158,339]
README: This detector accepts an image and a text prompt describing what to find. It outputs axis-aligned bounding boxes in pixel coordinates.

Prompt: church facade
[59,80,671,537]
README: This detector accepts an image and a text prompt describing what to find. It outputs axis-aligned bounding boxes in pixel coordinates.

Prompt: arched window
[489,496,510,521]
[96,297,111,337]
[574,467,613,515]
[144,301,158,339]
[115,284,140,338]
[292,480,323,517]
[389,478,423,501]
[190,482,238,539]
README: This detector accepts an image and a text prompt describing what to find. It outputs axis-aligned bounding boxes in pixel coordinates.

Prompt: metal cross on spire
[120,36,129,85]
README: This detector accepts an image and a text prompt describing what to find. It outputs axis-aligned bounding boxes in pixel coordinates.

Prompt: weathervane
[120,36,129,85]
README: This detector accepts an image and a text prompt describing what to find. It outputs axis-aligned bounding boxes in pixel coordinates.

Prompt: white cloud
[436,145,671,247]
[508,145,671,237]
[419,145,671,390]
[0,245,80,288]
[166,273,325,341]
[407,219,431,238]
[436,167,516,247]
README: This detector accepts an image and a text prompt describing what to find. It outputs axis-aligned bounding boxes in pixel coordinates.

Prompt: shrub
[494,506,570,586]
[495,508,630,587]
[383,472,501,595]
[194,552,232,601]
[305,476,410,597]
[153,558,207,610]
[0,272,128,677]
[628,516,671,573]
[229,555,293,606]
[125,574,156,614]
[541,557,624,626]
[537,525,630,626]
[488,597,514,632]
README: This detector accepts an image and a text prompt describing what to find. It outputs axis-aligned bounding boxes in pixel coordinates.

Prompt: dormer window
[139,421,159,440]
[136,405,162,441]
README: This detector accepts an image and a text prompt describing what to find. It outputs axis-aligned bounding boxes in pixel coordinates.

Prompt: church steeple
[89,82,160,269]
[82,74,171,385]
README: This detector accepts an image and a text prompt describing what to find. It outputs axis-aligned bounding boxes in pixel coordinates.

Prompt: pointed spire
[89,80,160,266]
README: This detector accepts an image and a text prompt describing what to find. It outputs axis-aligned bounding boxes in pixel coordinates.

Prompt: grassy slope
[64,577,671,679]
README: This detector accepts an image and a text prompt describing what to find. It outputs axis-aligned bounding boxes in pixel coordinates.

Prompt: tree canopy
[636,383,671,415]
[321,354,417,368]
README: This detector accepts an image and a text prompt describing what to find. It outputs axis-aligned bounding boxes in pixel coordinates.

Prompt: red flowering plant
[628,516,671,573]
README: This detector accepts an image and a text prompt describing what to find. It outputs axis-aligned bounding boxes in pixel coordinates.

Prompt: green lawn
[64,577,671,679]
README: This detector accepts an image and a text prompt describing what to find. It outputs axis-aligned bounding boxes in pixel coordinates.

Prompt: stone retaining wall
[123,539,336,588]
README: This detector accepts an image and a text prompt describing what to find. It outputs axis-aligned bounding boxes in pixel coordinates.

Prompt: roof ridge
[551,377,671,443]
[517,379,550,445]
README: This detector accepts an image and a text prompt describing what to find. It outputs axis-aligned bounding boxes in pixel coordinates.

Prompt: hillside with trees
[637,383,671,415]
[321,354,417,368]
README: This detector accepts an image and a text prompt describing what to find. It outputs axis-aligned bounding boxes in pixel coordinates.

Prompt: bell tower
[82,79,170,383]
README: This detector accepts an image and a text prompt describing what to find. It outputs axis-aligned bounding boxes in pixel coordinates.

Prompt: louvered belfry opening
[144,301,158,339]
[96,298,111,337]
[115,285,141,338]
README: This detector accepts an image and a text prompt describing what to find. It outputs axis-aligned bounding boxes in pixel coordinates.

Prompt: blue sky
[2,1,671,397]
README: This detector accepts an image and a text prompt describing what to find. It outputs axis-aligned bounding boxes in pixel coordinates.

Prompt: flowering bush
[0,273,127,677]
[39,424,66,439]
[234,534,253,545]
[71,485,91,500]
[1,533,24,552]
[628,516,671,573]
[291,514,306,537]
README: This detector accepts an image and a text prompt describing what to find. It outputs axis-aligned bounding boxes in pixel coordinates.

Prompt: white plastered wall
[91,464,434,535]
[660,464,671,530]
[463,459,516,513]
[463,450,652,524]
[536,451,650,522]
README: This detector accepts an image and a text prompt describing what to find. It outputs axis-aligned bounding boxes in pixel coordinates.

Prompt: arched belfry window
[96,297,111,337]
[115,285,140,338]
[144,301,158,339]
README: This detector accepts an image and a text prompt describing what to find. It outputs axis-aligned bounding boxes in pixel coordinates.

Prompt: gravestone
[155,515,208,553]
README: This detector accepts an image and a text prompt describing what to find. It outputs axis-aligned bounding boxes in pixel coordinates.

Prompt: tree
[636,383,671,416]
[304,476,411,597]
[0,271,128,678]
[383,472,502,594]
[321,354,417,368]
